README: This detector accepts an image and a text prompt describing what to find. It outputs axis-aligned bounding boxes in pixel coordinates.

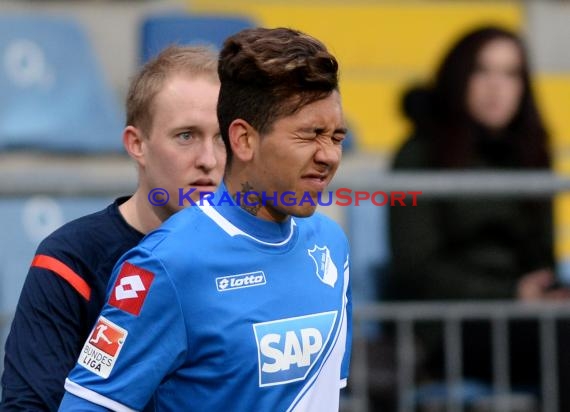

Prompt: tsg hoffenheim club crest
[308,245,338,287]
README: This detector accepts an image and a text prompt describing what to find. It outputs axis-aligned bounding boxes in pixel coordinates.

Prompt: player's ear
[228,119,257,163]
[123,126,146,167]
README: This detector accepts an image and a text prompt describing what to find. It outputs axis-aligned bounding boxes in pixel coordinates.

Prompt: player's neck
[224,173,289,223]
[119,191,164,234]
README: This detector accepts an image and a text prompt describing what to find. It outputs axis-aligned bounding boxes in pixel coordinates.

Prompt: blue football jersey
[61,184,352,412]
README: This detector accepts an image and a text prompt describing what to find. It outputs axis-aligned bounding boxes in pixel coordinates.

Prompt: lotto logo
[108,262,154,316]
[216,271,266,292]
[115,275,146,300]
[252,311,337,387]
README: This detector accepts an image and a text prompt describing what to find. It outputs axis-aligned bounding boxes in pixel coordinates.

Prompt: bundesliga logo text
[147,188,422,208]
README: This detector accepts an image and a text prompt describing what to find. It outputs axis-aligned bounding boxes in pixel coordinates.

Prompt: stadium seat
[140,12,256,63]
[0,15,124,152]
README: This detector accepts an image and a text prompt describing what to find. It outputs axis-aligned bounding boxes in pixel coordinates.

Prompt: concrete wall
[526,0,570,72]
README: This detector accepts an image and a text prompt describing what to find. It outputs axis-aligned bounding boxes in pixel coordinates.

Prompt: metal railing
[347,301,570,412]
[1,154,570,198]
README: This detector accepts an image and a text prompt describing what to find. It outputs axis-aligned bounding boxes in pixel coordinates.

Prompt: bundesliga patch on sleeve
[108,262,155,316]
[79,316,127,378]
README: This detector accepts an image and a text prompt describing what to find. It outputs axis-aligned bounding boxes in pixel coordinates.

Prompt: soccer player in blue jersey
[1,46,225,411]
[60,27,352,411]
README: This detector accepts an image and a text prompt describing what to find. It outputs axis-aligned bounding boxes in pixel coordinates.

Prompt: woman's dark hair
[422,26,550,168]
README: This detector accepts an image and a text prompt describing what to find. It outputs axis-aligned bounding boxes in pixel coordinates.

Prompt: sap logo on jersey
[216,271,266,292]
[253,311,337,387]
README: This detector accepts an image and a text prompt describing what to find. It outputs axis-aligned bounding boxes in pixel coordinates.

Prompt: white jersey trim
[199,204,296,247]
[64,378,136,412]
[286,257,350,411]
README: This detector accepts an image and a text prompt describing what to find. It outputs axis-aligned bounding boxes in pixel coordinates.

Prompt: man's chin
[287,205,318,218]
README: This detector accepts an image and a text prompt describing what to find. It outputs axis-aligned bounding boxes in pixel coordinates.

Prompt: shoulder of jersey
[36,205,112,252]
[299,211,345,235]
[137,206,207,251]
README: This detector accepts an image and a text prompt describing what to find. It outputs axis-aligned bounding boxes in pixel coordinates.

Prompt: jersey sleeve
[1,258,88,411]
[59,391,112,411]
[60,246,187,411]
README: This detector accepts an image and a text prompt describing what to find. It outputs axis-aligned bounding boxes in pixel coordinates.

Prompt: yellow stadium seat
[189,1,521,74]
[536,75,570,261]
[190,1,522,152]
[535,74,570,171]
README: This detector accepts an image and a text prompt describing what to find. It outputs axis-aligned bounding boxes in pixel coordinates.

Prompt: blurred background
[1,0,570,411]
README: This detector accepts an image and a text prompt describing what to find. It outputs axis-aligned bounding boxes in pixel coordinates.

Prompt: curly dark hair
[217,27,339,165]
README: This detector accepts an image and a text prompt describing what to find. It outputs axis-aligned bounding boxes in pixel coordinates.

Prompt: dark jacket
[386,87,554,386]
[389,135,554,301]
[388,87,554,301]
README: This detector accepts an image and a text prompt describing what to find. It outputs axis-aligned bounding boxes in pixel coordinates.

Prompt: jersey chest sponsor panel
[167,239,347,387]
[150,224,348,410]
[253,311,338,387]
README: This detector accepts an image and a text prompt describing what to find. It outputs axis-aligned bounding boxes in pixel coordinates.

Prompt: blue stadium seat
[140,13,256,63]
[0,15,124,152]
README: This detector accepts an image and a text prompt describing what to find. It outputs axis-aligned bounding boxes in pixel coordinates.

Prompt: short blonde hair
[126,45,219,135]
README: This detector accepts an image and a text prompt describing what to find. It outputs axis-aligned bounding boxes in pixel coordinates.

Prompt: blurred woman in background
[387,25,570,408]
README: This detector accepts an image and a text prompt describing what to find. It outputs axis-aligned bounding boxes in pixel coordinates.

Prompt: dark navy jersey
[1,197,143,412]
[61,183,352,412]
